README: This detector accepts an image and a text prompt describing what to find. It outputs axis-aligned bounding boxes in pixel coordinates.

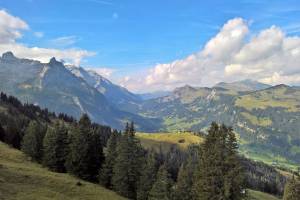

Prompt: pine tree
[21,121,46,162]
[112,122,144,199]
[149,164,173,200]
[283,177,300,200]
[224,125,245,200]
[173,159,195,200]
[43,122,69,172]
[65,114,104,181]
[99,130,119,188]
[137,149,159,200]
[193,122,225,200]
[193,122,245,200]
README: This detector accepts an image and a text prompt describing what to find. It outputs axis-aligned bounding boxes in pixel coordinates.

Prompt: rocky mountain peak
[49,57,60,65]
[1,51,17,60]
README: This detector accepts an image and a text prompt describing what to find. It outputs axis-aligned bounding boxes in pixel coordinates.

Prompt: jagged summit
[1,51,17,60]
[49,57,60,65]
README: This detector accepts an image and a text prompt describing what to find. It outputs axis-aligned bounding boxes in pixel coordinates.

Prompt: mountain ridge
[0,52,160,131]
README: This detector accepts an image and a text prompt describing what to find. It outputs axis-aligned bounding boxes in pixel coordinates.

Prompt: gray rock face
[66,65,142,112]
[0,52,160,131]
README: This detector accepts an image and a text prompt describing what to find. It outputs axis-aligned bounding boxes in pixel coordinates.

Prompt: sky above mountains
[0,0,300,92]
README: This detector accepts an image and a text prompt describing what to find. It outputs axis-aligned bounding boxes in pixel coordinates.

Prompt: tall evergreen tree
[173,159,195,200]
[223,125,245,200]
[193,122,245,200]
[112,122,144,199]
[21,121,46,162]
[65,114,104,181]
[43,122,69,172]
[193,122,225,200]
[137,149,159,200]
[99,130,119,188]
[149,164,173,200]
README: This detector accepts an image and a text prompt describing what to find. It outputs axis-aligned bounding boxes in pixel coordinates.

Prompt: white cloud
[87,67,116,78]
[120,18,300,92]
[0,43,95,66]
[34,31,44,38]
[0,9,28,43]
[50,36,78,47]
[0,9,94,65]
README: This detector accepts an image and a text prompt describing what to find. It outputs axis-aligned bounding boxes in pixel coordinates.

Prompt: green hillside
[0,142,125,200]
[247,190,280,200]
[137,132,203,151]
[139,84,300,170]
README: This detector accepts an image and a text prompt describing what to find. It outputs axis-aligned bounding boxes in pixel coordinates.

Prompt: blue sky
[1,0,300,91]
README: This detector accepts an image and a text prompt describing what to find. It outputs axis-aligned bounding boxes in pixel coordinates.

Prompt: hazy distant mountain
[66,65,142,112]
[138,90,172,100]
[139,83,300,165]
[214,79,271,92]
[0,52,160,130]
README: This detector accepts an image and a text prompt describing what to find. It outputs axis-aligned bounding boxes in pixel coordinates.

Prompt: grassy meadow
[0,142,125,200]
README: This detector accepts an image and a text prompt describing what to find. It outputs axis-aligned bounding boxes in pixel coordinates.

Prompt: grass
[0,141,282,200]
[137,132,203,152]
[235,86,300,112]
[0,142,126,200]
[241,112,272,127]
[163,116,202,132]
[246,190,280,200]
[240,148,299,171]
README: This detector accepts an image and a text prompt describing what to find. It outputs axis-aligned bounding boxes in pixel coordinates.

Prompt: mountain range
[0,52,159,131]
[138,83,300,166]
[0,52,299,167]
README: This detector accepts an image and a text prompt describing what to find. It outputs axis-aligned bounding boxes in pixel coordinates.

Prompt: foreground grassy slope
[247,190,280,200]
[0,141,281,200]
[0,142,125,200]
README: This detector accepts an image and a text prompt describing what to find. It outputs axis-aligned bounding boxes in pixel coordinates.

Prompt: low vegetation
[137,132,203,151]
[0,142,125,200]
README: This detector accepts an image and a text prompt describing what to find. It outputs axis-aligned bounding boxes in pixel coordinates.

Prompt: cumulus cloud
[0,10,94,65]
[0,9,28,43]
[87,67,116,79]
[120,18,300,92]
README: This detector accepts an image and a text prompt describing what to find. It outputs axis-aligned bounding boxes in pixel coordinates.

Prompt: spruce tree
[149,164,173,200]
[194,122,225,200]
[224,125,245,200]
[43,122,69,172]
[99,130,119,188]
[112,122,144,199]
[137,149,159,200]
[65,114,104,181]
[193,122,245,200]
[21,121,46,162]
[173,160,195,200]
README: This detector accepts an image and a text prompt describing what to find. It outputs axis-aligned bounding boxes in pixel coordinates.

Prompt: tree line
[0,91,299,199]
